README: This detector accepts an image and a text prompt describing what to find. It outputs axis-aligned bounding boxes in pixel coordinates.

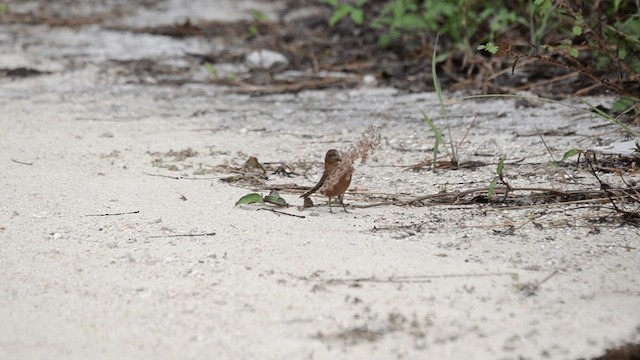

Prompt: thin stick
[148,232,216,238]
[85,210,140,217]
[455,115,477,153]
[142,172,217,180]
[289,271,518,284]
[11,158,33,166]
[538,270,559,286]
[257,208,306,218]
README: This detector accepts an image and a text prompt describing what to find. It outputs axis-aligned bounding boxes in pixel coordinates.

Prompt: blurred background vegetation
[321,0,639,113]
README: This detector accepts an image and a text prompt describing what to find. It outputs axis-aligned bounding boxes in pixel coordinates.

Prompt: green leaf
[488,177,499,201]
[247,24,258,37]
[264,190,288,207]
[389,0,405,18]
[322,0,338,6]
[611,98,635,113]
[619,17,640,37]
[235,193,265,206]
[580,97,640,137]
[421,109,441,170]
[350,8,364,25]
[378,34,391,48]
[328,4,352,27]
[619,45,629,60]
[251,9,268,22]
[572,25,583,36]
[355,0,368,6]
[561,148,581,161]
[432,34,447,121]
[569,48,579,58]
[478,42,499,54]
[397,14,425,29]
[496,158,505,176]
[204,62,217,77]
[434,53,449,63]
[533,0,551,13]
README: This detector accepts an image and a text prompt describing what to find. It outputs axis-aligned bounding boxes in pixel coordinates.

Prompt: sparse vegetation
[324,0,639,102]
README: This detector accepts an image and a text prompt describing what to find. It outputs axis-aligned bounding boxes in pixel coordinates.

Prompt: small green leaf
[247,24,258,36]
[478,42,499,54]
[355,0,368,6]
[421,109,441,171]
[378,34,391,48]
[204,62,217,77]
[561,148,581,161]
[572,25,583,36]
[618,45,629,61]
[350,8,364,25]
[496,158,505,176]
[434,53,449,63]
[322,0,338,6]
[569,48,579,58]
[328,4,352,27]
[397,14,424,29]
[611,98,634,113]
[251,9,268,22]
[488,177,498,201]
[235,193,265,206]
[264,190,288,207]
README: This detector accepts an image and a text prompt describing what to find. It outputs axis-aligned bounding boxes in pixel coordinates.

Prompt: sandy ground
[1,1,640,359]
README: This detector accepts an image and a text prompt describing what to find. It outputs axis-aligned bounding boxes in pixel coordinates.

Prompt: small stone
[362,74,378,87]
[245,49,289,73]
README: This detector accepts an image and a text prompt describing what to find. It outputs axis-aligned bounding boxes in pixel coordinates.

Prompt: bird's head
[325,149,342,164]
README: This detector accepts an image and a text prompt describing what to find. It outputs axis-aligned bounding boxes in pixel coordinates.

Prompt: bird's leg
[339,194,349,213]
[328,196,333,213]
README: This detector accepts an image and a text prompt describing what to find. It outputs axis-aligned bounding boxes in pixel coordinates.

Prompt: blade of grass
[534,124,558,167]
[421,109,441,171]
[431,33,458,167]
[579,98,640,138]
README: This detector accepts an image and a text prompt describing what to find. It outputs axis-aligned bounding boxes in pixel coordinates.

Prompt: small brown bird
[301,149,353,213]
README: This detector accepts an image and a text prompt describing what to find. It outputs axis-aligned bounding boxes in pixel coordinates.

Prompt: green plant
[204,62,218,78]
[250,9,269,22]
[372,0,428,48]
[431,34,457,167]
[561,148,581,162]
[421,109,441,171]
[477,41,499,54]
[323,0,367,27]
[479,1,639,99]
[421,34,459,171]
[579,98,640,138]
[325,0,527,50]
[487,157,506,201]
[244,8,270,39]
